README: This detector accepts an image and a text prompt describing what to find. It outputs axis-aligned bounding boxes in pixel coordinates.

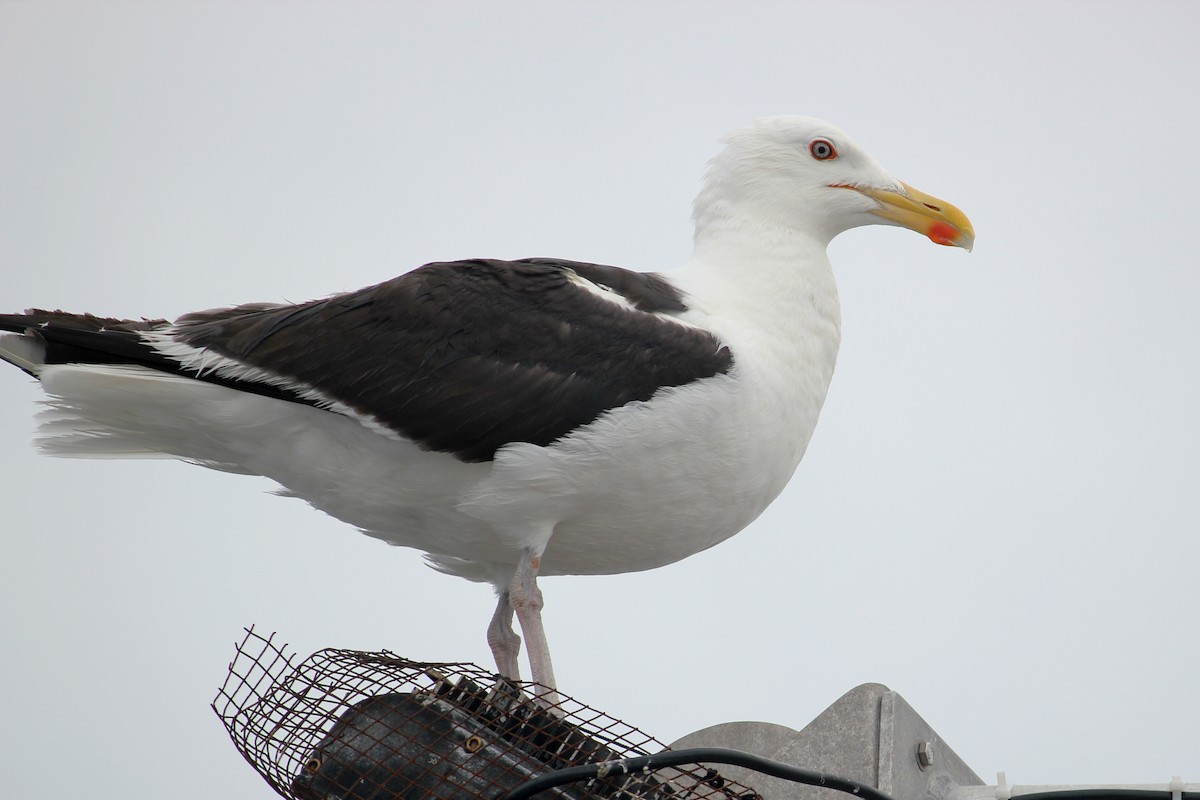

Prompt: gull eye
[304,756,322,772]
[809,138,837,160]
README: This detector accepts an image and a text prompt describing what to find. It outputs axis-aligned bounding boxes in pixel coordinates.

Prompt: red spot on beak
[928,220,959,246]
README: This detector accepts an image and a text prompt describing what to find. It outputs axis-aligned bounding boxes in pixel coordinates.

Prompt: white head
[694,115,973,250]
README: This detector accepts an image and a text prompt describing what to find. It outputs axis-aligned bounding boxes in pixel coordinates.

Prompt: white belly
[459,369,802,576]
[35,354,823,582]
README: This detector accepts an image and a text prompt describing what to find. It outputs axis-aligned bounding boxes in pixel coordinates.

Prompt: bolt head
[917,740,935,769]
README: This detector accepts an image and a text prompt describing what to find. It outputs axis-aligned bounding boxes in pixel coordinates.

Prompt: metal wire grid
[212,627,761,800]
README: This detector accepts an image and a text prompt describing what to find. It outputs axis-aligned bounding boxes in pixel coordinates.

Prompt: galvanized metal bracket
[670,683,984,800]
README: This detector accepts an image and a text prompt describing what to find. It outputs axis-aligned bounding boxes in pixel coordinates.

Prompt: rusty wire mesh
[213,627,761,800]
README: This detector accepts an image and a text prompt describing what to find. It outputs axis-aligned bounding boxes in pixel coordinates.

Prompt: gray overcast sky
[1,2,1197,798]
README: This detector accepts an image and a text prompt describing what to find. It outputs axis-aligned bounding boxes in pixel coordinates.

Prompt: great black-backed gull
[0,116,973,692]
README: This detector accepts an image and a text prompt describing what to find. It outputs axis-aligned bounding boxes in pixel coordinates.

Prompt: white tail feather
[36,363,279,467]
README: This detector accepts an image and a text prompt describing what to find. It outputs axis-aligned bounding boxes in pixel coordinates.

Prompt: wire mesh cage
[213,627,761,800]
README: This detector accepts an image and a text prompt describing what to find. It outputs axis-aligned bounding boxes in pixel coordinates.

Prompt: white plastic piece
[996,771,1011,800]
[1170,775,1184,800]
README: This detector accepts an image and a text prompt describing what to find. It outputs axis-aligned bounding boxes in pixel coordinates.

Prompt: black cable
[494,746,898,800]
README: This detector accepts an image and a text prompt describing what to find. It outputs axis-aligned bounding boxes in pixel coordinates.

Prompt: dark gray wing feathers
[3,258,733,462]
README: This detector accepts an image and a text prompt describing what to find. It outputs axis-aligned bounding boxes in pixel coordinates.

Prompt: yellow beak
[847,181,975,251]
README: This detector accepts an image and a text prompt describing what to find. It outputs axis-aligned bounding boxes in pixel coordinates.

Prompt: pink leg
[509,547,558,697]
[486,589,521,680]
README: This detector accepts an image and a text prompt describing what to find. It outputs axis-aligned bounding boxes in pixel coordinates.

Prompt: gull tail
[0,310,200,459]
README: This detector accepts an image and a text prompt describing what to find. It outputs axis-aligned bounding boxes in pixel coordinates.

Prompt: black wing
[2,258,733,462]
